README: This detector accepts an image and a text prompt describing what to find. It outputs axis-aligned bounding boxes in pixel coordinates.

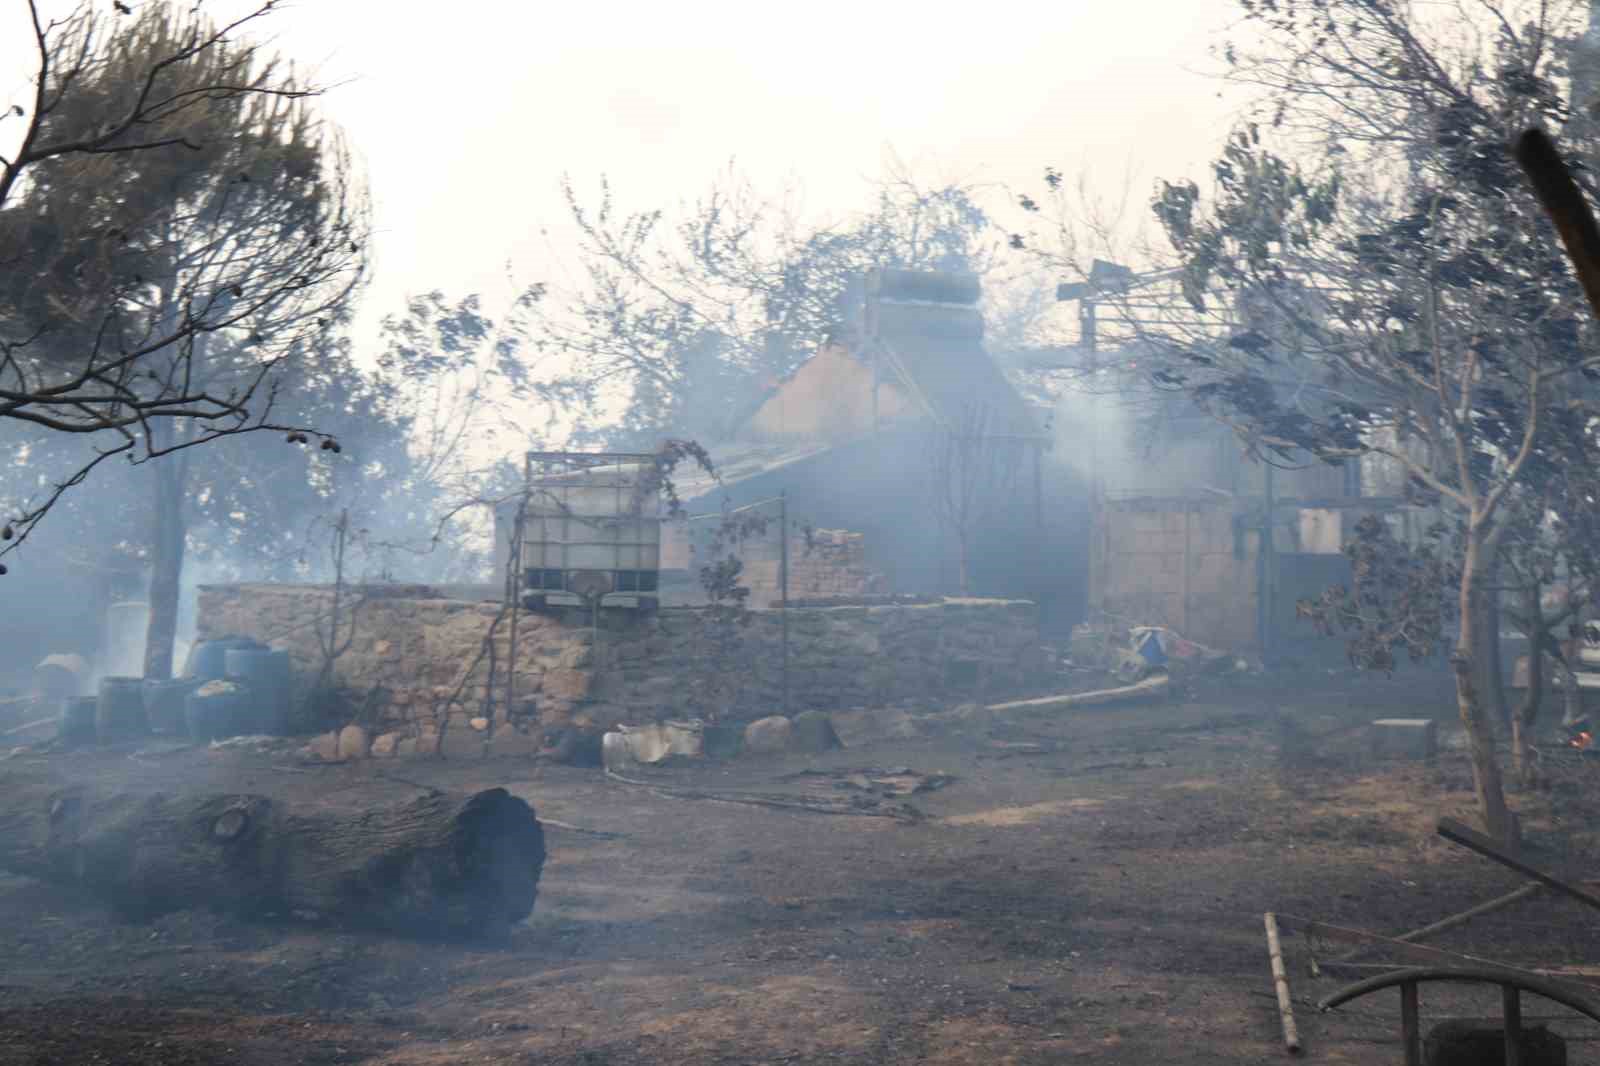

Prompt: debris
[986,673,1170,715]
[208,734,281,751]
[604,768,924,821]
[1076,755,1171,773]
[1263,912,1303,1056]
[1437,817,1600,915]
[602,720,705,769]
[783,766,956,797]
[1369,718,1437,761]
[1328,883,1544,971]
[1,715,55,738]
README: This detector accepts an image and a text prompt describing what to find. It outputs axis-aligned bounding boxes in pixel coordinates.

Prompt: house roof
[870,294,1044,441]
[672,438,841,506]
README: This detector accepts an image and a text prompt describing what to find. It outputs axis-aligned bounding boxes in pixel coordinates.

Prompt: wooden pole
[1400,981,1421,1066]
[1264,912,1303,1056]
[780,491,790,717]
[1503,984,1524,1066]
[1330,882,1543,966]
[1438,817,1600,914]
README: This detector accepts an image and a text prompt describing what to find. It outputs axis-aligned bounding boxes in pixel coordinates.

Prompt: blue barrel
[183,637,265,683]
[96,676,148,743]
[143,678,202,736]
[185,680,250,742]
[58,696,98,746]
[223,648,291,735]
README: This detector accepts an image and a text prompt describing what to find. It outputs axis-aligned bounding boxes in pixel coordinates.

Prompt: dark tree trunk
[1513,583,1543,788]
[1479,568,1508,731]
[1457,528,1514,844]
[0,786,545,940]
[143,446,188,681]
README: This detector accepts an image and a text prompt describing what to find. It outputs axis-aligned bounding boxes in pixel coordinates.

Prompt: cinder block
[1370,718,1438,760]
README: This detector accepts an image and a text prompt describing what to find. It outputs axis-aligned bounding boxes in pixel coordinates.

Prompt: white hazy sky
[5,0,1254,340]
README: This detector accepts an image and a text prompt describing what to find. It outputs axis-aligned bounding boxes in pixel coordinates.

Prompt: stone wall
[741,528,886,607]
[196,583,1044,755]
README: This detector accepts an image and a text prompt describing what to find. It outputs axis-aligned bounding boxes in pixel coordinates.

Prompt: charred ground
[1,668,1598,1064]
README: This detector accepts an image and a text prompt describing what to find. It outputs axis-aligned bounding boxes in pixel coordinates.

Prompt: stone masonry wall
[739,529,886,607]
[196,584,1044,756]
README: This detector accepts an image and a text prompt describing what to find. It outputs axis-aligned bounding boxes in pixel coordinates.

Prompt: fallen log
[0,785,545,940]
[985,673,1170,715]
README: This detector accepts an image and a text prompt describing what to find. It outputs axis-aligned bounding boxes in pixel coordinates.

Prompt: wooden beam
[1330,882,1544,966]
[1265,913,1304,1056]
[1437,817,1600,915]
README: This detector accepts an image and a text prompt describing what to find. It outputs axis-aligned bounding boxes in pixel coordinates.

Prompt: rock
[395,737,418,758]
[469,716,490,732]
[337,724,369,760]
[305,730,342,762]
[831,707,921,747]
[413,731,439,756]
[791,711,842,753]
[370,732,401,758]
[543,669,593,701]
[744,715,794,755]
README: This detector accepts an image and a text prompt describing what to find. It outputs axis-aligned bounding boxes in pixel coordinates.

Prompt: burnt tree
[0,785,545,939]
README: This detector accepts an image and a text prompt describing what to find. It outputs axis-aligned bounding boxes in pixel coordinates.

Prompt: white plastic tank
[104,601,150,678]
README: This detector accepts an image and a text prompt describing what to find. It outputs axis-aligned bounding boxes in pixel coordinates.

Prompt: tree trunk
[1561,623,1588,729]
[1513,582,1542,788]
[142,446,188,681]
[1479,562,1508,732]
[1456,530,1515,843]
[0,785,545,940]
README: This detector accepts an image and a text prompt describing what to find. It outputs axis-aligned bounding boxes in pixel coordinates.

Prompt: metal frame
[1319,966,1600,1066]
[519,451,666,610]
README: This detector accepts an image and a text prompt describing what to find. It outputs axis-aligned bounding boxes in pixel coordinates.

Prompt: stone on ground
[791,710,842,753]
[744,715,794,755]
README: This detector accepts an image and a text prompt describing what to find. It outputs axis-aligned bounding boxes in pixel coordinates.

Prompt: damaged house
[1073,379,1395,659]
[669,269,1090,631]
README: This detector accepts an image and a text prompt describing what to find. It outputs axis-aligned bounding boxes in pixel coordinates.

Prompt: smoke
[1053,380,1235,498]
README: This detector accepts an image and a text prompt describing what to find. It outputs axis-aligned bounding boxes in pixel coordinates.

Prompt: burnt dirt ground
[5,670,1600,1064]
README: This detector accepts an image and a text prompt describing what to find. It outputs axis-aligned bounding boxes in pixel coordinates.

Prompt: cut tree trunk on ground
[0,785,544,940]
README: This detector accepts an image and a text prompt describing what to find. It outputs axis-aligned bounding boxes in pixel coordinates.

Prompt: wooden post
[780,491,790,717]
[1401,981,1421,1066]
[1181,505,1192,634]
[1503,984,1524,1066]
[1264,913,1303,1056]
